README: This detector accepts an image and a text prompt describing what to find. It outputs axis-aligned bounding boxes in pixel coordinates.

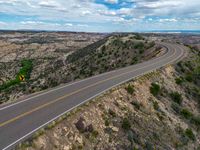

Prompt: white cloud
[0,21,7,25]
[81,10,92,16]
[64,23,73,27]
[0,21,7,28]
[39,0,60,8]
[77,24,89,27]
[104,0,118,4]
[0,0,199,31]
[159,18,177,22]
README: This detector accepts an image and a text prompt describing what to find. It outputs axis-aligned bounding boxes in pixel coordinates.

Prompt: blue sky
[0,0,199,32]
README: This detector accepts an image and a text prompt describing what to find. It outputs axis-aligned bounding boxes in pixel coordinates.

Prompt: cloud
[39,0,60,8]
[64,23,73,27]
[81,10,92,16]
[0,0,199,31]
[104,0,118,4]
[0,21,7,28]
[159,18,177,22]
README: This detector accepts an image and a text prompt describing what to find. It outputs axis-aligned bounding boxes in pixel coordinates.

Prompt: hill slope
[18,42,200,150]
[0,33,161,104]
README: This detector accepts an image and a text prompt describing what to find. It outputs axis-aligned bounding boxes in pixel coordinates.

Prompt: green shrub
[18,59,33,79]
[134,34,144,40]
[185,128,196,141]
[105,119,110,126]
[170,92,183,105]
[108,109,116,117]
[185,74,193,82]
[0,59,33,91]
[126,84,135,95]
[181,108,193,119]
[175,77,184,85]
[131,101,141,110]
[92,130,99,138]
[148,41,155,48]
[197,146,200,150]
[171,102,181,114]
[195,66,200,75]
[134,42,144,49]
[139,49,144,54]
[131,57,138,65]
[153,101,159,111]
[101,45,106,52]
[150,83,160,96]
[145,142,154,150]
[191,116,200,126]
[122,118,131,130]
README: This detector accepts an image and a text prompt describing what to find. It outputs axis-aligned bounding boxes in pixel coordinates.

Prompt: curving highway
[0,42,187,150]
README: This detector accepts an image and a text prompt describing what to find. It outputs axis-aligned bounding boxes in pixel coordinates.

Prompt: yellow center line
[0,47,176,128]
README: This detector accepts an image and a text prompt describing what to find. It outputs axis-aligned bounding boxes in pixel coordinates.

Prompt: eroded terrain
[0,32,160,104]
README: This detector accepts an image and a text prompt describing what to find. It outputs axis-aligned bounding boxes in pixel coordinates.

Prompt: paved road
[0,43,187,150]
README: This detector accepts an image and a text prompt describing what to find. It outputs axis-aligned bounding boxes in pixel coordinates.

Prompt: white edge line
[0,43,168,111]
[2,45,185,150]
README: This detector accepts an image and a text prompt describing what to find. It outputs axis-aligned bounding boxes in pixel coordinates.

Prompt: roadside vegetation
[0,59,33,91]
[126,84,135,95]
[150,83,160,96]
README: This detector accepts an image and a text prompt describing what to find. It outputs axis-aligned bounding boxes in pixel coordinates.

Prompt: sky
[0,0,199,32]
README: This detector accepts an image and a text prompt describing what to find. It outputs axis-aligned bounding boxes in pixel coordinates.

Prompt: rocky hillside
[0,33,161,104]
[17,43,200,150]
[0,32,104,103]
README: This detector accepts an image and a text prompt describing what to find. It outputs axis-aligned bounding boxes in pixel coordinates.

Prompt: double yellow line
[0,46,177,128]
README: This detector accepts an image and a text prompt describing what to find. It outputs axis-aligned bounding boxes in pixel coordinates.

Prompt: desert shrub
[148,41,155,48]
[185,74,193,82]
[108,109,116,117]
[105,119,110,126]
[101,45,106,52]
[153,101,159,111]
[91,130,99,138]
[139,49,144,54]
[184,128,196,141]
[171,102,181,114]
[122,118,131,130]
[127,130,141,144]
[197,146,200,150]
[126,84,135,95]
[131,101,141,110]
[97,53,103,58]
[112,38,124,47]
[85,124,94,132]
[175,77,184,85]
[195,66,200,75]
[77,145,83,149]
[134,34,144,40]
[170,92,183,105]
[150,83,160,96]
[191,116,200,126]
[134,42,144,50]
[131,57,138,65]
[181,108,193,119]
[145,142,154,150]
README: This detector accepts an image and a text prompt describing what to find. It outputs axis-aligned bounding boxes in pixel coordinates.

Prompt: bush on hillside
[150,83,160,96]
[170,92,183,105]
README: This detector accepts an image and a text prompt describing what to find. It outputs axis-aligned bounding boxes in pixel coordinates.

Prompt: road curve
[0,43,187,150]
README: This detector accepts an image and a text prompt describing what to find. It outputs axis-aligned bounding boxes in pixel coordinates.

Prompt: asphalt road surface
[0,43,187,150]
